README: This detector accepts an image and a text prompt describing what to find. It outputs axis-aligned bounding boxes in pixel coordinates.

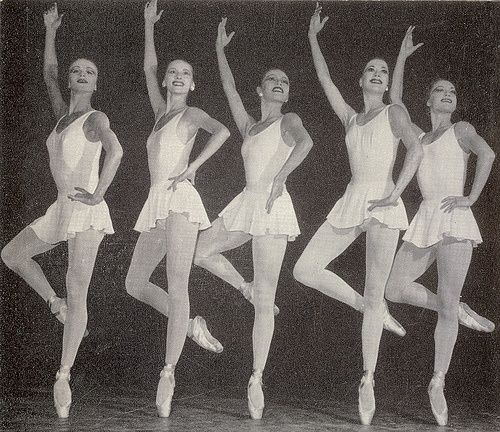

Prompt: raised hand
[309,2,329,36]
[168,167,196,192]
[68,187,103,206]
[398,26,423,59]
[216,17,235,49]
[144,0,163,24]
[440,196,472,213]
[44,3,64,32]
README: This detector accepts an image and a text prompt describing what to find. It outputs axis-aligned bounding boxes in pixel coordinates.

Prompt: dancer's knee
[167,287,189,310]
[193,248,210,268]
[363,290,385,313]
[437,298,459,322]
[125,272,142,299]
[66,287,88,312]
[253,287,275,315]
[384,277,403,303]
[293,256,318,286]
[1,243,24,271]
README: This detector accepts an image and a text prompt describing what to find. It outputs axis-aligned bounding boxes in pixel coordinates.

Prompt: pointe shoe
[188,316,223,353]
[382,300,406,337]
[247,369,264,419]
[53,369,71,418]
[428,372,448,426]
[458,302,495,333]
[358,371,375,425]
[156,365,175,418]
[48,296,89,337]
[239,282,280,316]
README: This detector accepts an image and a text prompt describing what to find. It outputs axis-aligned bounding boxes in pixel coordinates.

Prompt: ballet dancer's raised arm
[440,122,495,213]
[144,0,167,119]
[390,26,423,106]
[368,105,423,210]
[308,3,355,129]
[215,18,255,137]
[266,114,313,213]
[43,3,67,119]
[168,108,230,191]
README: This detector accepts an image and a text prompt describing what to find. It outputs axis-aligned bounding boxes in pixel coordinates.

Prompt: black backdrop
[1,0,499,407]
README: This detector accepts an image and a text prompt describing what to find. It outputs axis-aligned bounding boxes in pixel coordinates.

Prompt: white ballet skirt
[135,182,210,231]
[327,181,408,229]
[327,106,408,230]
[219,187,300,240]
[134,109,210,232]
[30,111,114,244]
[403,125,482,248]
[219,117,300,241]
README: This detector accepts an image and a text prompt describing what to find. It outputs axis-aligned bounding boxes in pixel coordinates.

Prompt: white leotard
[219,117,300,240]
[327,105,408,230]
[30,110,114,244]
[403,124,482,247]
[134,109,210,232]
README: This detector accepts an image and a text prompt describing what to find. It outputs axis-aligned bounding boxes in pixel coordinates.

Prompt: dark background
[1,0,499,410]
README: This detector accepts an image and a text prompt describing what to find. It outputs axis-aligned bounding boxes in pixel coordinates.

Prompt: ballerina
[385,26,495,426]
[293,4,424,425]
[193,17,313,419]
[1,3,123,418]
[124,0,230,417]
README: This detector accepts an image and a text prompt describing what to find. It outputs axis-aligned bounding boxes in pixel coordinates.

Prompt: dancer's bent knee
[1,243,25,272]
[293,257,320,287]
[384,278,404,303]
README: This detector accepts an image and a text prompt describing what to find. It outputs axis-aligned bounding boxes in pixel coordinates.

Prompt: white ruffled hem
[219,188,300,241]
[134,182,211,232]
[30,198,114,244]
[403,200,482,248]
[326,183,408,230]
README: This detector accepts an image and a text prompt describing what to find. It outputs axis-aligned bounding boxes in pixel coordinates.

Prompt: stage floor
[2,387,499,432]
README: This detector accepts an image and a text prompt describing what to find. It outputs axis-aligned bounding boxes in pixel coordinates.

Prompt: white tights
[194,218,288,371]
[1,226,104,369]
[125,213,199,365]
[293,219,400,372]
[385,238,472,373]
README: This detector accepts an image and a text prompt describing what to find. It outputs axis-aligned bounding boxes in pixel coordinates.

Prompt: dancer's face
[68,59,98,93]
[258,69,289,103]
[360,58,389,94]
[427,80,457,114]
[163,60,195,94]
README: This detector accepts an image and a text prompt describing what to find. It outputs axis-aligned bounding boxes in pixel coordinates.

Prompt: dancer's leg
[125,228,169,316]
[385,241,438,309]
[251,235,288,371]
[247,234,287,419]
[1,226,58,302]
[163,213,199,365]
[434,238,472,374]
[357,222,399,425]
[194,217,251,288]
[427,238,472,425]
[293,221,364,310]
[60,229,104,368]
[386,240,492,332]
[361,222,400,372]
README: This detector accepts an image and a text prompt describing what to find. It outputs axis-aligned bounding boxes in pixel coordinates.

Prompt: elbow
[486,148,496,163]
[112,145,124,163]
[304,139,314,153]
[221,127,231,141]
